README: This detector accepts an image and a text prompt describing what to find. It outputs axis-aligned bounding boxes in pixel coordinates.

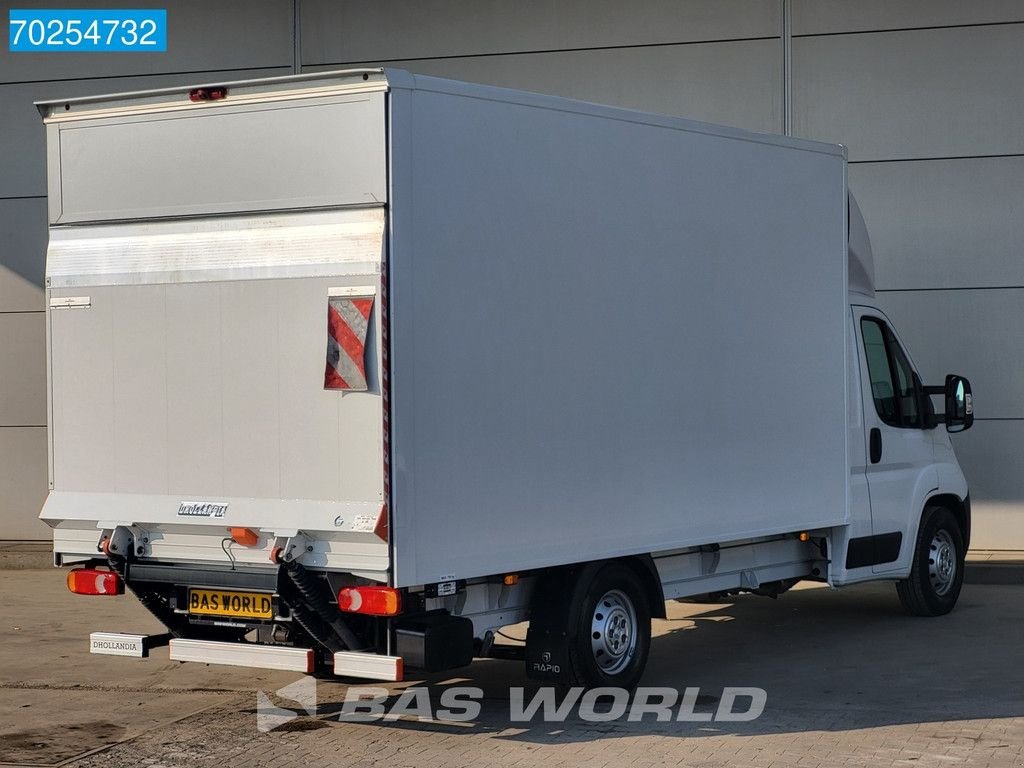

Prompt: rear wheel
[567,562,651,690]
[896,506,965,616]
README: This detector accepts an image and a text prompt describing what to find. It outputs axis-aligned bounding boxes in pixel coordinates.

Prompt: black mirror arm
[921,382,950,430]
[918,384,946,428]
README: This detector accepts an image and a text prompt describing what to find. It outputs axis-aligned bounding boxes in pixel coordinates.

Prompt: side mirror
[944,375,973,433]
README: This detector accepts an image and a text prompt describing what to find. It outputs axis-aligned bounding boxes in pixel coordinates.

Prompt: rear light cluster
[67,568,123,595]
[337,586,401,616]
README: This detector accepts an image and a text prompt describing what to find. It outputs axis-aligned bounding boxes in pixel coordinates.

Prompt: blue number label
[9,9,167,52]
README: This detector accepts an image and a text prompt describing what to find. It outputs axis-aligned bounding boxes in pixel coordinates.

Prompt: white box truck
[37,69,974,688]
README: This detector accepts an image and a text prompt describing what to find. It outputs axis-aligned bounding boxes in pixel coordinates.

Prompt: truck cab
[834,195,972,614]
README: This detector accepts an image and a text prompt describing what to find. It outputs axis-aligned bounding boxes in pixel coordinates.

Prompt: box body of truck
[37,69,971,686]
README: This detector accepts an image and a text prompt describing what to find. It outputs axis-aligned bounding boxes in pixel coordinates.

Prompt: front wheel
[566,563,652,690]
[896,506,965,616]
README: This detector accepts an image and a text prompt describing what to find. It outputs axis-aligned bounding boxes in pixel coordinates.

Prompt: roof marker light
[189,86,228,102]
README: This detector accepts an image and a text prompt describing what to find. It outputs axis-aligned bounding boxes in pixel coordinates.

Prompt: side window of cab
[860,317,926,429]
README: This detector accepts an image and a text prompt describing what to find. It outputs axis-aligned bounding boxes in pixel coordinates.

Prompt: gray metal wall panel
[948,422,1024,550]
[0,313,46,426]
[952,422,1024,503]
[0,427,49,539]
[0,197,46,312]
[849,157,1024,290]
[792,1,1024,36]
[792,24,1024,160]
[301,0,779,64]
[333,40,782,133]
[879,289,1024,420]
[0,68,291,198]
[0,1,293,83]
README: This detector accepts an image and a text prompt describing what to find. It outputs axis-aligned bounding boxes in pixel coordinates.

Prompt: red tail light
[337,586,401,616]
[67,568,123,596]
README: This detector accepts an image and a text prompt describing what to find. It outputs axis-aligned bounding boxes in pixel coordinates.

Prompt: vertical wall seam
[293,0,302,74]
[782,0,792,136]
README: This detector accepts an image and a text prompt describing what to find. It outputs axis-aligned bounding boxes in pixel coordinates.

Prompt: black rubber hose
[276,575,343,652]
[284,561,364,651]
[108,554,187,636]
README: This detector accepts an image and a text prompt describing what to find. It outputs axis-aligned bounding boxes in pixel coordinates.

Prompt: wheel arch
[925,492,971,552]
[619,554,667,619]
[527,555,667,627]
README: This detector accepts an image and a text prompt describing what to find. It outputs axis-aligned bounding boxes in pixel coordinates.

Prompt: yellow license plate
[188,588,273,620]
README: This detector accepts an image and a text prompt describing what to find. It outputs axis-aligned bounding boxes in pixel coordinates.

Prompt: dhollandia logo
[257,681,766,730]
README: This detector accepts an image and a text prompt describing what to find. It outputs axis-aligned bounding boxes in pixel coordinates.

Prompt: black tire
[565,562,651,690]
[896,506,965,616]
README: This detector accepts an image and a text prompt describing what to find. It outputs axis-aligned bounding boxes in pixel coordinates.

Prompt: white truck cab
[37,70,973,688]
[833,197,972,612]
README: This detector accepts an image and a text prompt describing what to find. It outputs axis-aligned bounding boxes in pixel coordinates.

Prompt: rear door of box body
[42,84,393,579]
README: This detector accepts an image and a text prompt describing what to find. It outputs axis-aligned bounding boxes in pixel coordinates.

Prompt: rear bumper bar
[170,638,315,673]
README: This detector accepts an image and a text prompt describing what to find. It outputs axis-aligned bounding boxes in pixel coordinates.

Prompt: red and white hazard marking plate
[325,286,375,391]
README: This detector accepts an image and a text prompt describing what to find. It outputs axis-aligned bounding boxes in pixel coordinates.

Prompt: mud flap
[524,568,579,683]
[525,625,572,682]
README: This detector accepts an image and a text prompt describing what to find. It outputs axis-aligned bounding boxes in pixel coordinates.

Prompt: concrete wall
[2,1,1022,548]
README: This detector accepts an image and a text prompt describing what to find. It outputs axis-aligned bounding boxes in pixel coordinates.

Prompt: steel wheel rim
[929,529,957,596]
[590,589,638,675]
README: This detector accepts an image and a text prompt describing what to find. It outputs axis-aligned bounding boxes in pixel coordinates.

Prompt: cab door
[852,306,937,574]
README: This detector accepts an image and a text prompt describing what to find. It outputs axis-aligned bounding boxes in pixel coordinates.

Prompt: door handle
[869,427,882,464]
